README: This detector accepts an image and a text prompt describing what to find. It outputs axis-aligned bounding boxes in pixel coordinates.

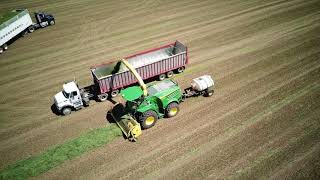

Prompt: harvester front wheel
[165,102,179,118]
[139,110,158,129]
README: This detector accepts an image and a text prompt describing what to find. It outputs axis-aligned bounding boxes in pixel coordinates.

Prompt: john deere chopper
[111,59,214,141]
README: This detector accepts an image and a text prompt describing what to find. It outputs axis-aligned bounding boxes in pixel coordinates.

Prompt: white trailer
[0,9,55,54]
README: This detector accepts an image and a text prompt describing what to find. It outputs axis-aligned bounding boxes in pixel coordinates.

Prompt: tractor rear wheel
[138,110,158,129]
[165,102,179,118]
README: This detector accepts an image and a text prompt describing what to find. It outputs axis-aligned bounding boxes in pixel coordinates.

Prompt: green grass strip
[0,124,122,180]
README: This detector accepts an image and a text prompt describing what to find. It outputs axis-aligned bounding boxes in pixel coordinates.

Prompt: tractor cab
[35,12,55,27]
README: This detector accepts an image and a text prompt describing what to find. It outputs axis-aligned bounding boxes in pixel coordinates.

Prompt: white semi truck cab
[54,81,90,115]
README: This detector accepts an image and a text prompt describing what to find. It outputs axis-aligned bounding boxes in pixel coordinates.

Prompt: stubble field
[0,0,319,179]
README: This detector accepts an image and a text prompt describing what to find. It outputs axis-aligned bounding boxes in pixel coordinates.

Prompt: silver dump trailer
[91,40,188,101]
[0,9,55,54]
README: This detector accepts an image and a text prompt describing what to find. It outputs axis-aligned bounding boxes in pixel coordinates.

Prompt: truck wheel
[204,89,214,97]
[166,71,174,78]
[165,102,179,118]
[62,107,72,115]
[158,74,166,81]
[98,94,108,102]
[28,26,35,33]
[111,90,119,98]
[21,30,28,37]
[3,44,8,50]
[138,110,158,129]
[176,66,185,73]
[49,20,55,25]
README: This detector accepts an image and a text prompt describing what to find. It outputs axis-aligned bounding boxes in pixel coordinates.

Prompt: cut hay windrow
[0,124,122,180]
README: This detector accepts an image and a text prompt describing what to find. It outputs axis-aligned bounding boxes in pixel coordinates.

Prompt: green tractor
[110,59,214,141]
[121,79,183,129]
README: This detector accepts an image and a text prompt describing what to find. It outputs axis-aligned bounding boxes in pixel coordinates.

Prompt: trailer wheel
[177,66,185,73]
[3,44,8,50]
[111,90,119,98]
[21,30,28,37]
[62,107,72,115]
[158,74,166,81]
[98,94,108,102]
[166,71,174,78]
[28,26,35,33]
[138,110,158,129]
[165,102,179,118]
[49,20,55,25]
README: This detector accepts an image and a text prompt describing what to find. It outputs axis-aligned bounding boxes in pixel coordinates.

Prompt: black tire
[98,94,108,102]
[158,74,166,81]
[83,99,90,107]
[49,20,55,25]
[111,90,119,98]
[176,66,185,73]
[62,107,72,115]
[3,44,8,50]
[165,102,179,118]
[166,71,174,78]
[204,89,214,97]
[28,25,35,33]
[21,30,28,37]
[138,110,158,129]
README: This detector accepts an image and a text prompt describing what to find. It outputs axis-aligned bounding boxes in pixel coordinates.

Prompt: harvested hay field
[0,0,319,179]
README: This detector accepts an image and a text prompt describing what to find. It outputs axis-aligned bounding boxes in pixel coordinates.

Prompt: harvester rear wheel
[165,102,179,118]
[138,110,158,129]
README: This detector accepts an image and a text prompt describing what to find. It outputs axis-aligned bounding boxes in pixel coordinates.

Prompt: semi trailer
[0,9,55,54]
[53,41,188,115]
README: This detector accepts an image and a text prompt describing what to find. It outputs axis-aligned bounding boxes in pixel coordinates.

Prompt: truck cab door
[70,91,83,109]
